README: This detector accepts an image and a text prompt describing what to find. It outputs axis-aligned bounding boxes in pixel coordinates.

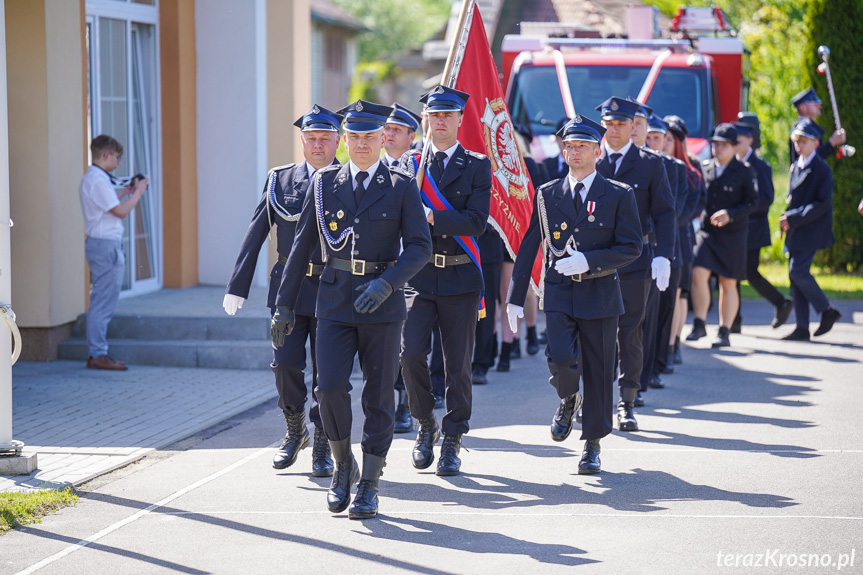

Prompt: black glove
[353,279,394,314]
[271,306,295,347]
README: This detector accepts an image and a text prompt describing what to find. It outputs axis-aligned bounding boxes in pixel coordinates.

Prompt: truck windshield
[510,64,710,139]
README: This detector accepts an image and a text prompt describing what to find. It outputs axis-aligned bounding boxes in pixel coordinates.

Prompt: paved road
[2,300,862,574]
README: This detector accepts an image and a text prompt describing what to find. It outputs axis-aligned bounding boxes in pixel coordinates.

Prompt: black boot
[311,426,334,477]
[272,411,310,469]
[617,389,639,432]
[510,338,522,359]
[436,434,462,476]
[526,326,540,356]
[550,393,582,442]
[349,453,386,520]
[662,349,674,374]
[393,389,413,434]
[711,326,731,348]
[578,439,601,474]
[686,318,707,341]
[634,391,645,407]
[730,315,742,334]
[772,298,793,328]
[649,374,666,389]
[412,415,440,469]
[673,336,682,364]
[327,438,359,513]
[496,342,511,372]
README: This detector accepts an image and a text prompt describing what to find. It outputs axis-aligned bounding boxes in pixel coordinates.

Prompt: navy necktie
[432,151,447,182]
[355,171,368,205]
[609,152,622,175]
[573,182,585,213]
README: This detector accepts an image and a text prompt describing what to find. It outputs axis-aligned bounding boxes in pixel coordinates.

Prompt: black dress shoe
[814,307,842,336]
[648,374,666,389]
[578,439,601,474]
[433,394,445,409]
[348,454,386,520]
[273,411,310,469]
[617,402,638,432]
[673,337,682,364]
[526,327,540,356]
[634,392,645,408]
[711,326,730,348]
[436,434,462,476]
[412,416,440,469]
[730,315,742,334]
[471,367,488,385]
[327,439,359,513]
[782,327,810,341]
[393,402,413,433]
[772,298,793,328]
[510,338,522,359]
[686,318,707,341]
[311,427,334,477]
[550,393,583,442]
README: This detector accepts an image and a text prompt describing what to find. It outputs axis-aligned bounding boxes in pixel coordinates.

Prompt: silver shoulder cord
[535,187,577,310]
[313,171,355,264]
[268,171,300,223]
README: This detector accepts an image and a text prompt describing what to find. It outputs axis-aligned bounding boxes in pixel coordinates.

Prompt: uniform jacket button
[597,267,602,271]
[574,228,579,233]
[354,218,360,223]
[442,234,447,239]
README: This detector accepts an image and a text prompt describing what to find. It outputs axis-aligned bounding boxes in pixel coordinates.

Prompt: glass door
[86,2,161,296]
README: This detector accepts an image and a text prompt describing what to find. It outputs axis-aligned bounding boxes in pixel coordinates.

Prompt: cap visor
[601,113,633,121]
[302,123,338,132]
[344,122,385,133]
[424,104,463,113]
[386,118,416,130]
[563,134,600,143]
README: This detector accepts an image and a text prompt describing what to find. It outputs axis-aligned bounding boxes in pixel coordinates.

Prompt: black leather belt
[571,268,618,283]
[277,255,323,277]
[430,253,472,268]
[327,257,395,276]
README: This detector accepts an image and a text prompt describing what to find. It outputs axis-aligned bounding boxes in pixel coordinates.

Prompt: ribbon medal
[587,201,596,222]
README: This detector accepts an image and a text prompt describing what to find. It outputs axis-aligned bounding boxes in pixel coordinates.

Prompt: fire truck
[502,6,747,161]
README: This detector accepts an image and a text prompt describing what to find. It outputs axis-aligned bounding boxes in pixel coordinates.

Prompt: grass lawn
[0,488,77,535]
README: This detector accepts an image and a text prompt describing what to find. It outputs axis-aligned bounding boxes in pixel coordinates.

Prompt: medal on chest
[587,201,596,222]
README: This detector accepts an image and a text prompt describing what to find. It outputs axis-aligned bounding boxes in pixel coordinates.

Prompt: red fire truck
[502,6,747,161]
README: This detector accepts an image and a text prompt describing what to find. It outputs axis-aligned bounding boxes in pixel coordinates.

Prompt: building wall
[6,0,86,358]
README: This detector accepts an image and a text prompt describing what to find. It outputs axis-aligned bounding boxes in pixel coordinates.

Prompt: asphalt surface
[2,299,862,574]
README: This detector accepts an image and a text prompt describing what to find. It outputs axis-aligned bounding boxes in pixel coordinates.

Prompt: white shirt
[715,161,728,179]
[797,150,816,171]
[305,162,317,180]
[739,148,753,164]
[567,170,598,203]
[79,165,123,240]
[383,153,401,167]
[604,140,633,173]
[430,141,460,170]
[349,159,381,190]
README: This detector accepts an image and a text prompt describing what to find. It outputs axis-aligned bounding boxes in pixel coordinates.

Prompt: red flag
[453,2,542,288]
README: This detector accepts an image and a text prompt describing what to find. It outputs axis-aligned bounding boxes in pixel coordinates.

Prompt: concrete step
[57,338,276,369]
[69,314,270,341]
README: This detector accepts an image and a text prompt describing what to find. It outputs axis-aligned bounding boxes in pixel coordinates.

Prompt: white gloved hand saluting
[506,303,524,334]
[554,245,589,276]
[223,294,245,316]
[651,256,671,292]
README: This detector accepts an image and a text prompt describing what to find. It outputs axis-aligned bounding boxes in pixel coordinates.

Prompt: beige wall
[161,0,198,288]
[6,0,86,332]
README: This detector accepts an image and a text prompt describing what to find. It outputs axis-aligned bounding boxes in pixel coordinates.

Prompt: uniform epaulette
[269,163,296,174]
[702,159,712,167]
[317,164,342,175]
[607,178,634,192]
[390,166,412,178]
[538,179,560,192]
[642,147,662,157]
[465,149,487,160]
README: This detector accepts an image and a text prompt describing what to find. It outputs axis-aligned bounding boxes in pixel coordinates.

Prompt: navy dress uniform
[507,116,642,473]
[595,97,675,432]
[733,119,792,330]
[398,85,492,477]
[273,100,431,519]
[471,223,503,384]
[782,119,842,340]
[225,105,342,476]
[788,88,839,163]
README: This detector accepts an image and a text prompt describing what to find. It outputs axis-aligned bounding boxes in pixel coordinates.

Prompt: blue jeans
[85,237,124,357]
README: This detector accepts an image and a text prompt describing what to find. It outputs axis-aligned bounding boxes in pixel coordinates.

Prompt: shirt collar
[430,141,459,160]
[383,152,400,166]
[739,148,753,164]
[91,164,117,184]
[349,159,381,185]
[605,140,632,160]
[305,162,317,179]
[567,170,598,199]
[797,151,816,170]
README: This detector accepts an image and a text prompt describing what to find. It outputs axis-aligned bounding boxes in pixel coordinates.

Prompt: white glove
[223,294,245,316]
[554,245,589,276]
[651,256,671,292]
[506,303,524,334]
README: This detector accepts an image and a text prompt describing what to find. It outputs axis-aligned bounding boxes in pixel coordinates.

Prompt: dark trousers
[652,265,682,378]
[315,318,402,457]
[271,311,321,427]
[401,290,481,435]
[429,323,445,398]
[789,249,830,329]
[735,248,787,322]
[617,268,650,398]
[472,262,502,373]
[640,280,660,391]
[545,310,618,441]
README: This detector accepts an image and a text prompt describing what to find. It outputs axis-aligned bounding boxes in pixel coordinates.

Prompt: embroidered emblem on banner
[481,97,529,200]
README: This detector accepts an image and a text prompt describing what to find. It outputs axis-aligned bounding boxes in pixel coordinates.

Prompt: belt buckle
[572,273,582,283]
[352,259,366,275]
[434,254,446,268]
[306,262,314,277]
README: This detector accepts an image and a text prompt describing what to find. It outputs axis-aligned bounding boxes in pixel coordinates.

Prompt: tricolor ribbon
[411,153,486,319]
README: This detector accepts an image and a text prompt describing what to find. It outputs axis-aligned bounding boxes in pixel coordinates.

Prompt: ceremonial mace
[817,45,855,158]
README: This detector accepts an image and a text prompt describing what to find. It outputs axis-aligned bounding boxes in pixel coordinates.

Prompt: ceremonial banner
[449,1,542,287]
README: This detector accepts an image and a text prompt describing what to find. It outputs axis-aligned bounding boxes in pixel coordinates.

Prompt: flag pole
[416,0,474,191]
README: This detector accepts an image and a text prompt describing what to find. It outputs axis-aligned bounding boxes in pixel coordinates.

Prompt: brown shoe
[87,355,128,371]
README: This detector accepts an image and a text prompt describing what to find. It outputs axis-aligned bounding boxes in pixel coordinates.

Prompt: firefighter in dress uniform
[271,100,431,520]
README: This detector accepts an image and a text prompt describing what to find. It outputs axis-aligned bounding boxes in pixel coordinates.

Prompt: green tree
[805,0,863,271]
[331,0,452,63]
